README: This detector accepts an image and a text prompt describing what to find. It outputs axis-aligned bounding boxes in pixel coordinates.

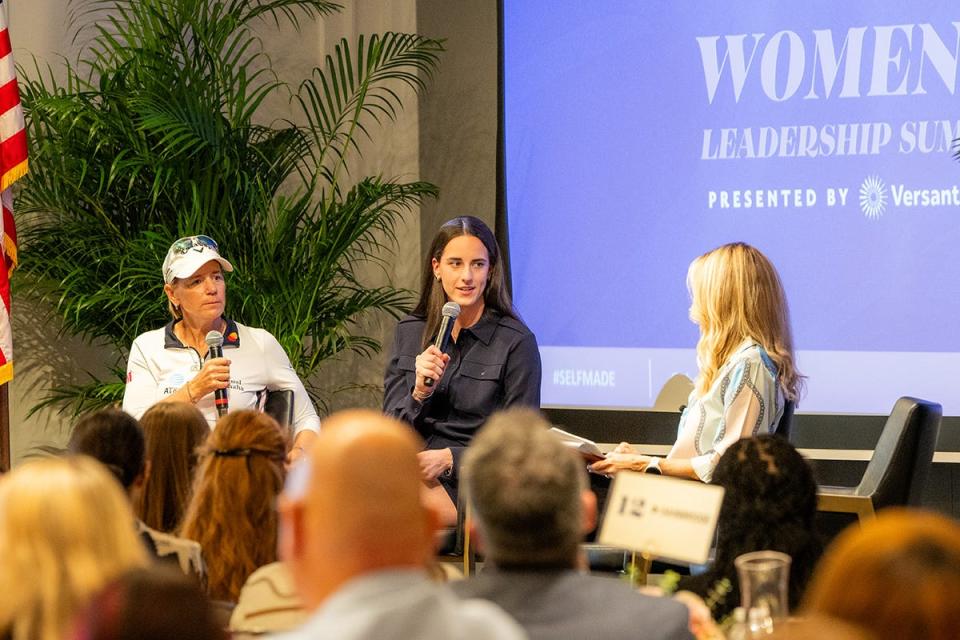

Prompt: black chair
[817,396,942,523]
[264,389,294,433]
[773,399,795,440]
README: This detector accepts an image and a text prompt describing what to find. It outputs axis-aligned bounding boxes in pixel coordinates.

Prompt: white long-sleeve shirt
[122,318,320,436]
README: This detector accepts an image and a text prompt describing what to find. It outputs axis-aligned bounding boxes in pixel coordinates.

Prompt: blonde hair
[0,456,149,640]
[687,242,802,401]
[803,508,960,640]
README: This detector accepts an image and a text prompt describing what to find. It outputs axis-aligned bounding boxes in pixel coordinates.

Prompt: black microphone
[205,330,229,417]
[424,301,461,388]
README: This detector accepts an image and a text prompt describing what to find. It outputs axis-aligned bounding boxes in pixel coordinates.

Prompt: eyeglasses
[171,235,219,255]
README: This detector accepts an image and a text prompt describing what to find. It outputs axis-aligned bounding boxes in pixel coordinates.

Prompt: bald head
[282,410,437,609]
[309,410,427,546]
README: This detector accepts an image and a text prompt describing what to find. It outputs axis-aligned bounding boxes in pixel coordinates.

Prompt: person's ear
[128,459,151,503]
[278,496,305,563]
[431,257,441,281]
[581,489,598,535]
[132,459,151,492]
[164,283,179,308]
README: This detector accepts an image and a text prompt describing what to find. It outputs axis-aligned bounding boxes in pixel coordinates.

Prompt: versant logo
[859,175,887,219]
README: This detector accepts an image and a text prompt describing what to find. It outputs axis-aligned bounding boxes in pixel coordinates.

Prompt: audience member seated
[275,409,526,640]
[0,456,149,640]
[135,401,210,534]
[453,407,693,640]
[802,508,960,640]
[677,435,823,620]
[68,408,204,577]
[179,409,288,603]
[229,561,307,636]
[229,529,466,633]
[70,565,227,640]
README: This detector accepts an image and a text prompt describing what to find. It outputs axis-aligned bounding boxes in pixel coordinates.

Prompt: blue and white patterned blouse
[668,339,784,482]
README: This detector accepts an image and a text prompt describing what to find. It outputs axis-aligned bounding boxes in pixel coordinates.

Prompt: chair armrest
[817,487,876,521]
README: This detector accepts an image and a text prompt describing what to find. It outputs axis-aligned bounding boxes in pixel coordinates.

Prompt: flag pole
[0,0,24,472]
[0,384,8,471]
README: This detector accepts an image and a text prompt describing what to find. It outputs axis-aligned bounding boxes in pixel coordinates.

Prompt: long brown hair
[134,402,210,533]
[178,411,288,602]
[687,242,803,401]
[803,508,960,640]
[412,216,516,348]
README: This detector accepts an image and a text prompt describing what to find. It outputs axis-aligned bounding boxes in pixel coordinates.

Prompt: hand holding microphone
[413,302,460,400]
[186,354,231,403]
[424,302,460,387]
[204,330,230,417]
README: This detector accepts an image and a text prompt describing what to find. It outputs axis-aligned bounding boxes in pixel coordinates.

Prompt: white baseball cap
[162,235,235,284]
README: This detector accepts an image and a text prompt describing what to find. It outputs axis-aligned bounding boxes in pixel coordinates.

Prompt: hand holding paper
[549,427,606,463]
[589,452,653,476]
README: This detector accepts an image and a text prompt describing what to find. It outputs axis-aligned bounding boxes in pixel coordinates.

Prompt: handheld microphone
[205,330,229,417]
[424,301,461,388]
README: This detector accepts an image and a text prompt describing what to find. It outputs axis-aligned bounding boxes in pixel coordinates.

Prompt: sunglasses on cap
[170,235,219,255]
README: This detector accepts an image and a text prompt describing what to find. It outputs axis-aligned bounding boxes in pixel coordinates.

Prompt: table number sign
[598,472,724,565]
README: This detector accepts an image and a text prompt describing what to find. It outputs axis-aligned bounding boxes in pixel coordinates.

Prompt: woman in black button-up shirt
[383,216,541,524]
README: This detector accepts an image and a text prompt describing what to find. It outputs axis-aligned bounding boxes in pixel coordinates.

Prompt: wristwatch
[645,457,663,475]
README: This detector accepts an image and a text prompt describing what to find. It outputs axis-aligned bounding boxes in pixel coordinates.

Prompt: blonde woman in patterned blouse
[591,242,803,482]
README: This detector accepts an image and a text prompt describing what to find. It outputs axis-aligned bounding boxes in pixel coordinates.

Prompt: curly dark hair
[678,435,823,619]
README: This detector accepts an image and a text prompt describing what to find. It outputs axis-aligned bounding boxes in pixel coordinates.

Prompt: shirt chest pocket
[450,360,504,417]
[459,360,503,382]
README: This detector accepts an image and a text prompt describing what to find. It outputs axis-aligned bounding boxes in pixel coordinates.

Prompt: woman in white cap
[122,236,319,460]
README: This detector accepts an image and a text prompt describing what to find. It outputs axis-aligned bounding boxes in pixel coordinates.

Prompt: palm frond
[295,32,444,183]
[26,371,127,418]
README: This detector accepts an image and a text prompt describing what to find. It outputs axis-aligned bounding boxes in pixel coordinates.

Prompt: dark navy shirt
[383,309,542,486]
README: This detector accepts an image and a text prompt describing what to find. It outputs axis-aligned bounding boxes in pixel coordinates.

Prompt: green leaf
[18,0,444,414]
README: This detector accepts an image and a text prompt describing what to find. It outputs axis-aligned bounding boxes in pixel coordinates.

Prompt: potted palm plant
[17,0,443,413]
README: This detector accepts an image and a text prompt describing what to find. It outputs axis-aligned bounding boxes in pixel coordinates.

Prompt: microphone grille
[441,302,461,319]
[205,330,224,347]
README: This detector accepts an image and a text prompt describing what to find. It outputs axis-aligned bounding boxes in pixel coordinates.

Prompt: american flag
[0,0,27,385]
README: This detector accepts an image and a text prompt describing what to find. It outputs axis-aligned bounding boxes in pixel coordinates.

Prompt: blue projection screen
[504,2,960,415]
